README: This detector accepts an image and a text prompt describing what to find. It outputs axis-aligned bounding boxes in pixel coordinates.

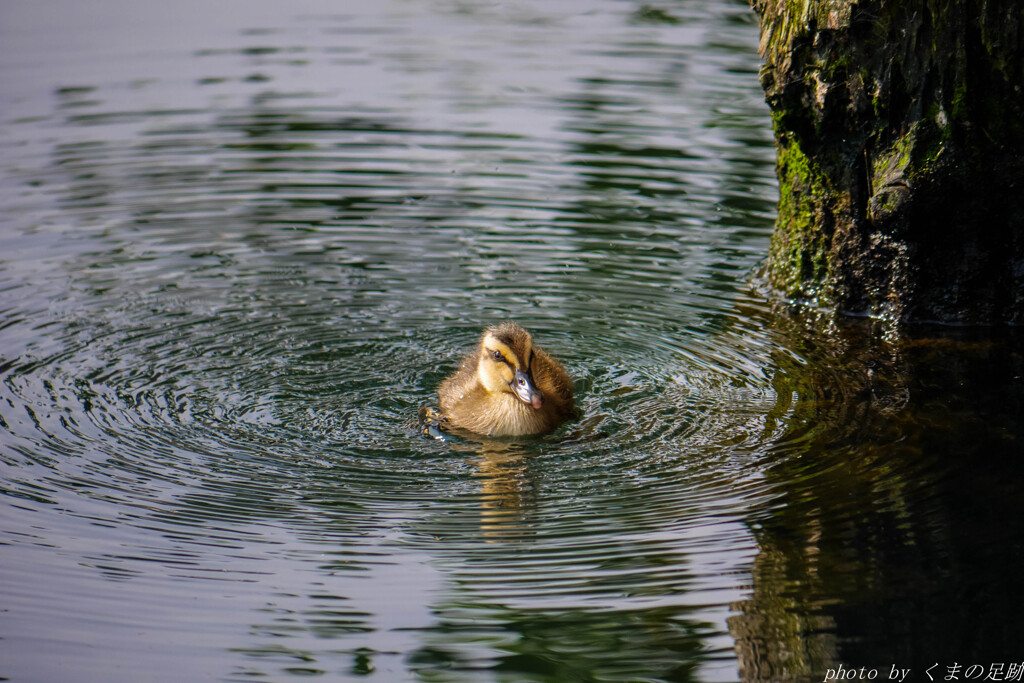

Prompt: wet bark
[752,0,1024,325]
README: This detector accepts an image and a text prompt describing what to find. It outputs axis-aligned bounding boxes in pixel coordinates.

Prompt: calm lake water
[2,1,1022,681]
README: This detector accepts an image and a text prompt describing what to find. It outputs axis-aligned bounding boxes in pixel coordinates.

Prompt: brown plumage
[438,322,574,437]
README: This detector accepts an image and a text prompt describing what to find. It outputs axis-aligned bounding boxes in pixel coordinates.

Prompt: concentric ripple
[0,0,800,680]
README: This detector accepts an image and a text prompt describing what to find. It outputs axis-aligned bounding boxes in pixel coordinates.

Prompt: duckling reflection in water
[437,322,574,437]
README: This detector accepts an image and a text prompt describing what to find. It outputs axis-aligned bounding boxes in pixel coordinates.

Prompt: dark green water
[2,1,1022,682]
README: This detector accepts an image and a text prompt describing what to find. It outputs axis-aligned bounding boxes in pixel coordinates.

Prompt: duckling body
[438,322,574,437]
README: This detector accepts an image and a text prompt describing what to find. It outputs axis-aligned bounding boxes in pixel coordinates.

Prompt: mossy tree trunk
[752,0,1024,325]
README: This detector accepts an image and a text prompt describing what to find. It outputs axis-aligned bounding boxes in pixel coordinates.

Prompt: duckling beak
[512,369,543,409]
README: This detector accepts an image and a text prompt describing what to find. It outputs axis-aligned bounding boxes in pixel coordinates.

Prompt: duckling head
[476,322,543,409]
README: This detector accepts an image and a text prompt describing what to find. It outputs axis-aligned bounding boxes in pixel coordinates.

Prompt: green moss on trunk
[769,136,832,295]
[752,0,1024,325]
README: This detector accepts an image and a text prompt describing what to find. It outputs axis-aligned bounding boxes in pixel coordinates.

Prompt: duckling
[438,322,574,437]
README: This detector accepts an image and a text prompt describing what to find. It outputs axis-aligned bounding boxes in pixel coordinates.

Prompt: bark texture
[753,0,1024,324]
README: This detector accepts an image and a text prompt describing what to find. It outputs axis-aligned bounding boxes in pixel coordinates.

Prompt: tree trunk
[752,0,1024,325]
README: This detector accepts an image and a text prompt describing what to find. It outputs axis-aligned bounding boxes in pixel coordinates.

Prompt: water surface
[2,1,1022,682]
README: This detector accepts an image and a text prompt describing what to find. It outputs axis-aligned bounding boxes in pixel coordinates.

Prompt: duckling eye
[492,350,504,363]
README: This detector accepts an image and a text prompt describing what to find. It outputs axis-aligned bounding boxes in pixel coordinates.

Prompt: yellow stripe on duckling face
[479,334,530,394]
[479,338,515,389]
[487,328,532,366]
[483,337,520,368]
